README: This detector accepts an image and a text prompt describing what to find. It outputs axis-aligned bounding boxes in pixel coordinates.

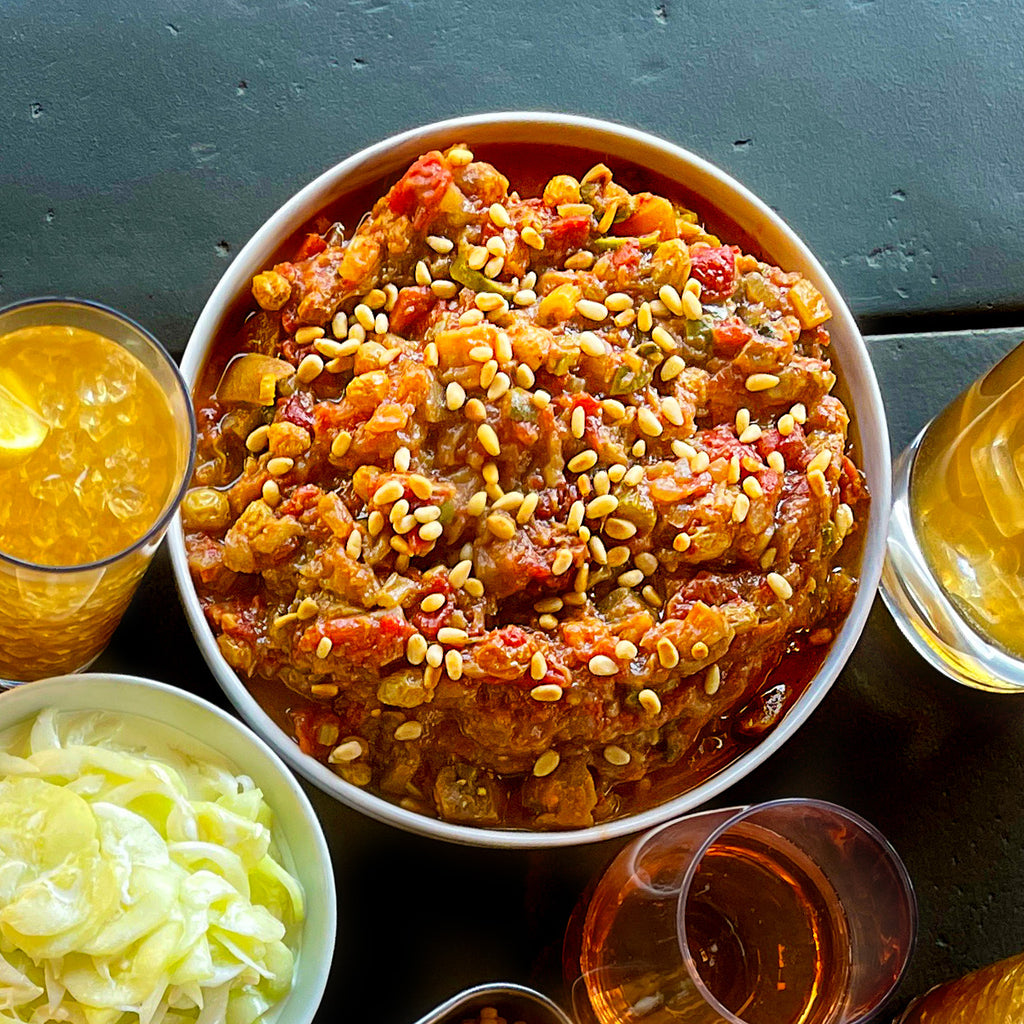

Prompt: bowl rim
[0,672,336,1024]
[168,110,891,849]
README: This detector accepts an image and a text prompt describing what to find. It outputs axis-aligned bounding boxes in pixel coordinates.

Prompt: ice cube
[56,433,80,473]
[75,469,108,516]
[106,484,147,521]
[78,407,114,443]
[77,367,131,406]
[970,433,1024,538]
[973,572,1024,627]
[28,473,71,506]
[37,394,70,430]
[26,510,58,554]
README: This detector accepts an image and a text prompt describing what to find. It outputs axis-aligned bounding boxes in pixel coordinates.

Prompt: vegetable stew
[184,143,868,830]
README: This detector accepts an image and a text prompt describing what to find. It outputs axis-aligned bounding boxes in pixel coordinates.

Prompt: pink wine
[579,822,851,1024]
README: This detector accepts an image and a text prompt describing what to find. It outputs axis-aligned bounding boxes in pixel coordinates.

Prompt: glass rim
[674,797,918,1024]
[0,295,197,575]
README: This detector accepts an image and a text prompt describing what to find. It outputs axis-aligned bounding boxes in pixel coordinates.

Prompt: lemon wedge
[0,380,49,467]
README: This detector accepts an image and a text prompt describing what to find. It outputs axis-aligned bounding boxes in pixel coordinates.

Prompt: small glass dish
[412,983,573,1024]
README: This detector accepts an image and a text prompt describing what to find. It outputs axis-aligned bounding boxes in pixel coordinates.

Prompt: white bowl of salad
[0,673,335,1024]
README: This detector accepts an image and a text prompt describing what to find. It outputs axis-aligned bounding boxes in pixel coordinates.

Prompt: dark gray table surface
[5,0,1024,345]
[6,1,1024,1021]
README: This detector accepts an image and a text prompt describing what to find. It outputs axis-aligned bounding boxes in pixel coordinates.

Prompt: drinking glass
[0,298,196,683]
[565,799,917,1024]
[881,339,1024,691]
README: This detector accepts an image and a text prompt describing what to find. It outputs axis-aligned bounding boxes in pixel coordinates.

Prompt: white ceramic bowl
[0,673,336,1024]
[169,112,891,849]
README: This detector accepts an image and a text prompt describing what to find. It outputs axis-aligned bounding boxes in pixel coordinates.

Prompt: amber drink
[0,299,195,682]
[882,340,1024,690]
[567,800,916,1024]
[895,949,1024,1022]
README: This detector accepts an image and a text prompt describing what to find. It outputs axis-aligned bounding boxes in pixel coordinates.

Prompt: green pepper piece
[635,341,664,360]
[425,381,446,423]
[592,230,661,252]
[506,388,539,422]
[615,489,657,534]
[592,236,632,251]
[685,318,714,350]
[609,363,653,395]
[450,254,517,299]
[551,352,575,377]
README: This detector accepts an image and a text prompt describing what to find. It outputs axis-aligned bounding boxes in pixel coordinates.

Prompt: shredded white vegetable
[0,709,304,1024]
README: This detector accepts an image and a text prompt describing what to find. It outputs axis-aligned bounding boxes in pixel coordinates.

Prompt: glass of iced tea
[566,799,916,1024]
[881,340,1024,691]
[0,297,195,683]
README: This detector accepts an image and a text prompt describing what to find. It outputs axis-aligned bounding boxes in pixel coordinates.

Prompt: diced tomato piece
[313,400,347,436]
[690,245,739,301]
[712,316,755,357]
[543,215,592,259]
[473,625,535,683]
[209,596,263,644]
[390,286,436,335]
[387,152,453,231]
[378,611,412,640]
[499,625,531,649]
[537,663,571,692]
[839,455,866,506]
[571,393,601,417]
[758,424,810,470]
[758,468,782,496]
[570,394,603,448]
[610,239,642,271]
[278,391,315,431]
[294,233,328,261]
[409,578,455,636]
[292,706,345,757]
[700,424,746,461]
[278,483,322,517]
[309,610,413,667]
